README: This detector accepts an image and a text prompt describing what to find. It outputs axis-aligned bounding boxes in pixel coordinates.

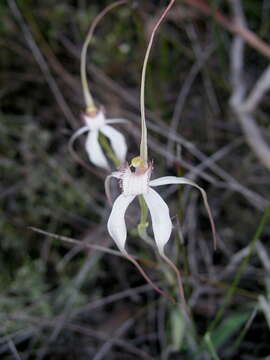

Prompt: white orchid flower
[106,0,216,259]
[103,0,217,304]
[106,156,216,257]
[70,0,128,170]
[70,107,128,169]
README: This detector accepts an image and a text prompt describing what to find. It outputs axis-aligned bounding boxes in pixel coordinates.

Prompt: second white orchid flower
[70,1,129,170]
[70,107,128,169]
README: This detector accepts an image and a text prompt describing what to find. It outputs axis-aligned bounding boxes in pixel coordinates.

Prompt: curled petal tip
[150,176,217,250]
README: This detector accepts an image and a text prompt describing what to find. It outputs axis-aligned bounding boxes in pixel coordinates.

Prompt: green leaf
[170,307,186,350]
[210,312,250,349]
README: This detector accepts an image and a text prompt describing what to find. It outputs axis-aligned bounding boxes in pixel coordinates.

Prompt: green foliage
[1,1,270,359]
[210,312,250,349]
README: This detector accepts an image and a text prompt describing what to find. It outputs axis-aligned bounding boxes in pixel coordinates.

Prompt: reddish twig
[184,0,270,59]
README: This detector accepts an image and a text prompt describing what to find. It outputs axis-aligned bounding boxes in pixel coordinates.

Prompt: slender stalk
[125,253,176,304]
[99,133,121,167]
[138,195,149,239]
[81,0,127,109]
[140,0,175,163]
[204,333,221,360]
[161,252,198,351]
[161,253,186,307]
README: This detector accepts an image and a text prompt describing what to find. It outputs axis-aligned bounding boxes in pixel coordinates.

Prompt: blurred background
[1,0,270,359]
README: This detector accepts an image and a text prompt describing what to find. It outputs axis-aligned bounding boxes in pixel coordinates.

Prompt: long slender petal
[100,124,127,163]
[107,194,135,254]
[85,130,109,169]
[69,125,90,148]
[150,176,217,248]
[105,171,122,204]
[143,188,172,256]
[105,118,129,125]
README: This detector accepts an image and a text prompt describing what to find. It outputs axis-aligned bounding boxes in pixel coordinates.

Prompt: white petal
[69,125,90,148]
[85,130,109,169]
[149,176,197,187]
[100,125,127,163]
[143,188,172,256]
[105,171,122,204]
[150,176,217,248]
[105,118,129,125]
[107,194,135,254]
[84,111,106,130]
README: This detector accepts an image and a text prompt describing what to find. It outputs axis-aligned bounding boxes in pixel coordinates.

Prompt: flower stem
[137,195,149,238]
[99,133,121,168]
[161,252,197,346]
[81,0,127,109]
[140,0,175,163]
[125,252,176,304]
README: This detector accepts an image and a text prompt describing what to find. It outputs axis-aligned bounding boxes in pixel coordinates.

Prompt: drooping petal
[105,171,122,204]
[100,124,127,163]
[69,125,90,150]
[85,130,109,169]
[105,118,129,125]
[107,194,135,254]
[143,188,172,256]
[150,176,217,248]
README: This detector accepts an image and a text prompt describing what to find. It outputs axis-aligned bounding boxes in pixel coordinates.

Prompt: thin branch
[229,0,270,171]
[7,340,22,360]
[243,65,270,112]
[259,296,270,330]
[140,0,176,163]
[184,0,270,59]
[166,42,214,160]
[8,0,77,128]
[29,226,123,257]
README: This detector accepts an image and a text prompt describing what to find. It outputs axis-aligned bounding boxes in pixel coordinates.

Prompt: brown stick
[185,0,270,59]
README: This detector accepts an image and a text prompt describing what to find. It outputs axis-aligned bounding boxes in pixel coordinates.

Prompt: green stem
[140,0,175,163]
[137,195,149,238]
[204,333,221,360]
[99,133,121,167]
[81,0,127,109]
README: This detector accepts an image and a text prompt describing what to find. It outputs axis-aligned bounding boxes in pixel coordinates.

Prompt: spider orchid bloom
[70,106,128,169]
[106,0,216,260]
[106,157,216,257]
[71,1,129,169]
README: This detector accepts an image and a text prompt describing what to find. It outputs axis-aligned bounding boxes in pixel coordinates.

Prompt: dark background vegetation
[1,0,270,359]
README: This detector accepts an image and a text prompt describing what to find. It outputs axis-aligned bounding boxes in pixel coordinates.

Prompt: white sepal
[107,194,135,254]
[150,176,217,248]
[100,124,127,163]
[105,171,122,204]
[105,118,129,125]
[69,125,90,148]
[85,129,109,169]
[143,188,172,256]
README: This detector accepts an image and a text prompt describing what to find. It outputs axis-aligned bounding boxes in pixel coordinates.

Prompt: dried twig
[8,0,77,128]
[259,296,270,330]
[184,0,270,59]
[229,0,270,171]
